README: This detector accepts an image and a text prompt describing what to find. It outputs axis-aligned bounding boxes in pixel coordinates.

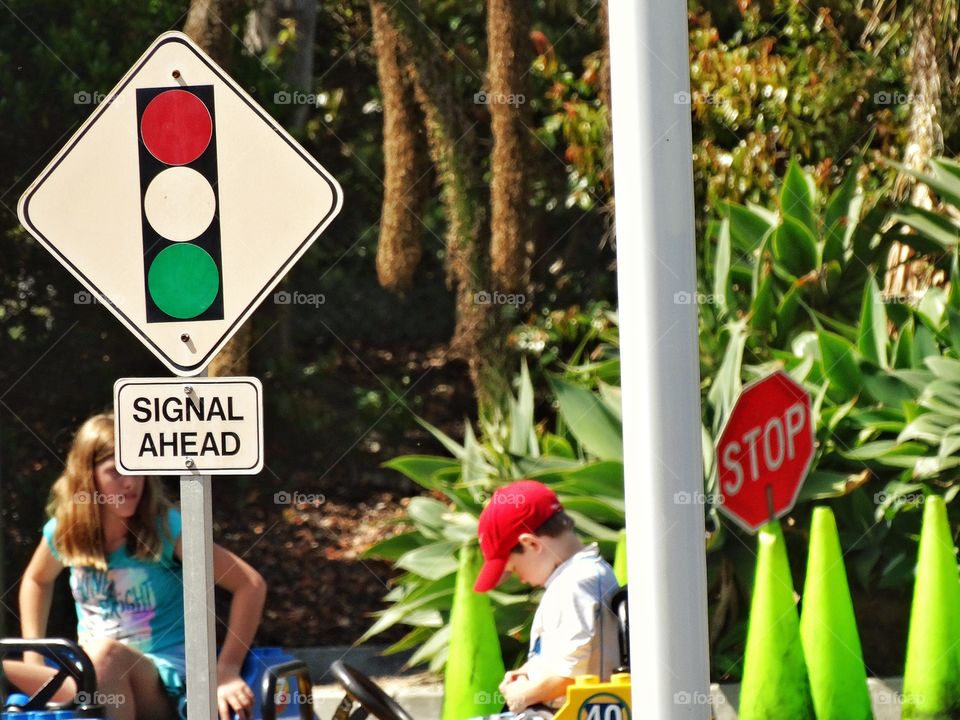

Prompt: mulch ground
[206,345,475,648]
[212,491,413,647]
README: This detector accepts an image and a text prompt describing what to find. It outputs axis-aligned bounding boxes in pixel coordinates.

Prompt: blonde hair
[46,414,172,571]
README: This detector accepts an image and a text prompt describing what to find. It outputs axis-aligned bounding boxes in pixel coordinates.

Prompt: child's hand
[216,672,255,720]
[499,671,531,713]
[500,678,532,713]
[499,668,528,694]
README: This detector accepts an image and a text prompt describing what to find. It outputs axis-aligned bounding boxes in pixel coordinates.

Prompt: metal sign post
[607,0,711,716]
[180,466,219,719]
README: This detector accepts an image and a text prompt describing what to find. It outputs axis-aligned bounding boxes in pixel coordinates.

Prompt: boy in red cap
[473,479,620,718]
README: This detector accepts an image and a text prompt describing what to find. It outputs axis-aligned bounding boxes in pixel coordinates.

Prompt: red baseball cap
[474,480,564,592]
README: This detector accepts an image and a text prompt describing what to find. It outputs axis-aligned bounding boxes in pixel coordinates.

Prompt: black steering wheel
[0,639,99,713]
[330,660,415,720]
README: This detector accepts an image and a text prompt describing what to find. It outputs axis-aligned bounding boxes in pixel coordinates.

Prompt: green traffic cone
[442,544,506,720]
[613,528,628,586]
[738,521,815,720]
[902,496,960,719]
[800,506,872,720]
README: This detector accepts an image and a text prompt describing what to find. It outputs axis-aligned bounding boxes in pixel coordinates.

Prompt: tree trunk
[243,0,279,52]
[382,3,511,413]
[184,0,247,66]
[243,0,318,366]
[184,0,251,376]
[599,0,614,240]
[287,0,317,132]
[884,0,947,300]
[598,0,611,122]
[487,0,534,293]
[371,0,430,292]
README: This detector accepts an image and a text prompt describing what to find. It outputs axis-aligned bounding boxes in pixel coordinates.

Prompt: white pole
[607,0,711,717]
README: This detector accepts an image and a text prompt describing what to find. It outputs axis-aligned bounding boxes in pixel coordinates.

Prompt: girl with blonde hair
[3,413,267,720]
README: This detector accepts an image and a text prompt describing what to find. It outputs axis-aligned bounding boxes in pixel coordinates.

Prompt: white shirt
[525,543,621,707]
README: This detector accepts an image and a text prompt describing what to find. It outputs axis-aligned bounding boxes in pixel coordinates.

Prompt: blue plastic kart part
[246,647,313,720]
[175,647,313,720]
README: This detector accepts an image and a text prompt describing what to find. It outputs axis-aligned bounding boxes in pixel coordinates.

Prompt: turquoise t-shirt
[42,507,187,684]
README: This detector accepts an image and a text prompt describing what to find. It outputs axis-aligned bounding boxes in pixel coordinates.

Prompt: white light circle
[144,166,216,241]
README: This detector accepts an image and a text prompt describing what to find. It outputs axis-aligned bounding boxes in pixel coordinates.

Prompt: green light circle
[148,244,219,319]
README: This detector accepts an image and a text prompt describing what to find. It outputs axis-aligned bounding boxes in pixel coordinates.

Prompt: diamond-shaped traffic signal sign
[17,32,342,376]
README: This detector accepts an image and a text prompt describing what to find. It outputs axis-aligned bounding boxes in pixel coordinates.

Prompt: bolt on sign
[114,378,263,475]
[17,31,343,377]
[715,371,814,533]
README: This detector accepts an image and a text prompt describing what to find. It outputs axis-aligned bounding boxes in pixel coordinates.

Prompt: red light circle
[140,89,212,165]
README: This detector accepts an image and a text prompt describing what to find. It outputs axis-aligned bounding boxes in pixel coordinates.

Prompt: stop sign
[715,371,814,532]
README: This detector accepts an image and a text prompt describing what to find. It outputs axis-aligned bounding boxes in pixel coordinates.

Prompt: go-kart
[0,639,312,720]
[329,586,632,720]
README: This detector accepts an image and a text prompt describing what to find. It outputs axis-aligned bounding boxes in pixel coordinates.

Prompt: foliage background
[0,0,615,647]
[2,0,960,683]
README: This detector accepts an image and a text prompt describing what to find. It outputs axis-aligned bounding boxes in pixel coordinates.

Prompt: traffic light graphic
[137,85,223,322]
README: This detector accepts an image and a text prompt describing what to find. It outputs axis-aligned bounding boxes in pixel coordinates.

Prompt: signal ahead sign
[17,31,343,376]
[715,371,814,532]
[114,377,263,475]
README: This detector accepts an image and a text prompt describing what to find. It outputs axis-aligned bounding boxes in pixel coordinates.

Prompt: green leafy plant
[885,157,960,257]
[363,360,624,671]
[701,156,960,678]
